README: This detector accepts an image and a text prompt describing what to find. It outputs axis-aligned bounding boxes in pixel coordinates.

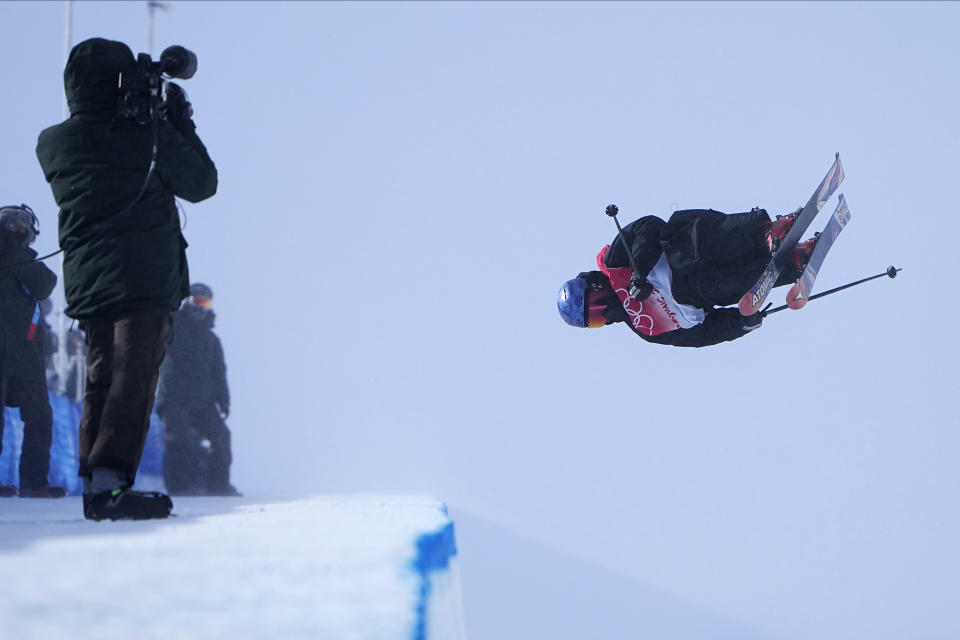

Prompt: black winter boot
[19,485,68,498]
[84,487,173,521]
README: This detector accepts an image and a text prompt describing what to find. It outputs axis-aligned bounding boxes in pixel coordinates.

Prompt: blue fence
[0,392,164,495]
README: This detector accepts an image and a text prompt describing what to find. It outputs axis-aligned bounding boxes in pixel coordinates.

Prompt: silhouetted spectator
[156,283,239,496]
[0,204,65,498]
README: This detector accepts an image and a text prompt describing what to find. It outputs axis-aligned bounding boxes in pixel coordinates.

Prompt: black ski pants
[78,309,170,485]
[663,209,799,308]
[0,371,54,489]
[162,403,232,495]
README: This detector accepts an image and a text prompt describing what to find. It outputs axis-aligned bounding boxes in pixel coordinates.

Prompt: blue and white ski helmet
[557,277,589,327]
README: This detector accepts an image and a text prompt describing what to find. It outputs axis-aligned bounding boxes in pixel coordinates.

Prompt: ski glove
[741,312,764,332]
[161,82,194,123]
[628,274,653,301]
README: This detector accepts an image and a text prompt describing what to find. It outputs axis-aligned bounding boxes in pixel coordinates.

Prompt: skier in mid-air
[557,206,816,347]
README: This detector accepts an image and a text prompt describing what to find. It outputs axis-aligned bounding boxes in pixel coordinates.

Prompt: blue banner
[1,392,165,495]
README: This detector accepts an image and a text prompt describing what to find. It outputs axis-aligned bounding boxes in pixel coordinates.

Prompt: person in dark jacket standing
[156,283,238,496]
[557,207,816,347]
[0,205,64,498]
[36,38,217,520]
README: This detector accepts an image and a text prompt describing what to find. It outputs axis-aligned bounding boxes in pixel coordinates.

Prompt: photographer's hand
[161,82,194,123]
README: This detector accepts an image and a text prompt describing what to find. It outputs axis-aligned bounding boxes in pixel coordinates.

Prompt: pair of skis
[738,153,851,316]
[785,193,852,310]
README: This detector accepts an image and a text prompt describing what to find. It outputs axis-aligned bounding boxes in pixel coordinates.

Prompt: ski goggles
[191,296,212,309]
[585,287,609,328]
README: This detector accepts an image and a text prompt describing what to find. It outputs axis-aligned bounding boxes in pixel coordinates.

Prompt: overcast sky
[2,2,958,638]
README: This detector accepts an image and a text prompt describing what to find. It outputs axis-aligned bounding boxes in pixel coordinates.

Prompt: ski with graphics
[739,154,845,316]
[785,193,852,310]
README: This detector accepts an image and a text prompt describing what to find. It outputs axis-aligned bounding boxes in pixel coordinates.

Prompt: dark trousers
[1,373,54,489]
[78,309,170,485]
[663,209,797,307]
[162,404,232,495]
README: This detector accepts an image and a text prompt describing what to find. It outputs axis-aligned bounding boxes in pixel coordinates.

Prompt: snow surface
[0,494,465,640]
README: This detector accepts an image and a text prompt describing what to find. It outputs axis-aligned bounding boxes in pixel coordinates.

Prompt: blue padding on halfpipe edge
[410,519,458,640]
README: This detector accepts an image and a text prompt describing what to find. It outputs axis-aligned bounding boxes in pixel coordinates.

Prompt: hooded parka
[156,304,229,416]
[0,233,57,381]
[35,38,217,320]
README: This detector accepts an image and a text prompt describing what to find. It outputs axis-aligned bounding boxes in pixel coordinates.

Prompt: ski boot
[784,235,820,309]
[18,485,68,498]
[777,234,820,286]
[83,487,174,521]
[791,235,819,272]
[767,207,802,253]
[0,484,17,498]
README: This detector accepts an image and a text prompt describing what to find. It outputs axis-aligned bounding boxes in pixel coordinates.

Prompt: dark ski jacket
[35,38,218,321]
[155,305,229,417]
[603,209,773,347]
[0,233,58,381]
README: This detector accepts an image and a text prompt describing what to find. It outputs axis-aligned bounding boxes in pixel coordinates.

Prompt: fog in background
[2,2,958,638]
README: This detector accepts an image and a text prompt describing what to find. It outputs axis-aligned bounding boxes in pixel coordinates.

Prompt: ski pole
[763,265,901,315]
[604,204,642,275]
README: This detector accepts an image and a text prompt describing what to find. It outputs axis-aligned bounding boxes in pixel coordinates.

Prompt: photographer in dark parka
[36,37,217,520]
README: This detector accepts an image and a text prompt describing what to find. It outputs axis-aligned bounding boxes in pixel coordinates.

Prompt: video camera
[117,45,197,125]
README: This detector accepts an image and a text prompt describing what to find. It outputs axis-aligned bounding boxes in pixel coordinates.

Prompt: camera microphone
[159,45,197,80]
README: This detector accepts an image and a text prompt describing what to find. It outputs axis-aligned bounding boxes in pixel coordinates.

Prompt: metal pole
[764,266,901,316]
[604,205,642,276]
[147,1,155,56]
[147,2,169,57]
[62,0,72,118]
[56,0,75,394]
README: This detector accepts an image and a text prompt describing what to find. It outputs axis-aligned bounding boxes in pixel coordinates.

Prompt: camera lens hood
[160,45,197,80]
